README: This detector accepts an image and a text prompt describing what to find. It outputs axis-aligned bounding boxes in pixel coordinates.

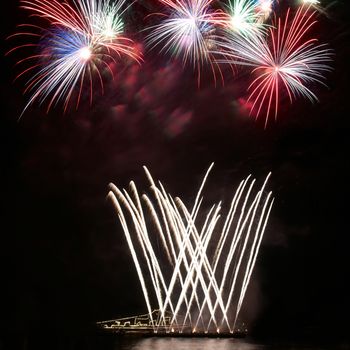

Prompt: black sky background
[0,0,350,346]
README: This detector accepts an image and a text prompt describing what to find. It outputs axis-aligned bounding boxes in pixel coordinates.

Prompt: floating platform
[97,323,247,338]
[96,310,247,338]
[97,327,247,338]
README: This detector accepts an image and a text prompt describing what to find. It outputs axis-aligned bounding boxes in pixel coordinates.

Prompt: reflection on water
[115,338,262,350]
[113,338,328,350]
[2,335,343,350]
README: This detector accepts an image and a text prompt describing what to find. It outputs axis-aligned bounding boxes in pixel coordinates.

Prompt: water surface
[112,338,335,350]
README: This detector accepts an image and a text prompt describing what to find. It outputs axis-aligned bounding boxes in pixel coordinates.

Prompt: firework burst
[9,0,142,115]
[256,0,275,21]
[216,5,332,127]
[220,0,269,36]
[146,0,226,84]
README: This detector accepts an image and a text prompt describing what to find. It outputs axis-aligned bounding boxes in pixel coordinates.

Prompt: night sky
[0,0,350,346]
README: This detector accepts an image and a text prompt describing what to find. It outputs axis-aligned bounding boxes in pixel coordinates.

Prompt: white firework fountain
[106,163,274,335]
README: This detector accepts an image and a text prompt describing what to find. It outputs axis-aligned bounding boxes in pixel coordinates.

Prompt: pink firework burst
[216,5,332,127]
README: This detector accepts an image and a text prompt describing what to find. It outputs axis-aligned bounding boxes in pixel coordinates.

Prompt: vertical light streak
[219,173,272,328]
[107,190,155,330]
[233,194,274,328]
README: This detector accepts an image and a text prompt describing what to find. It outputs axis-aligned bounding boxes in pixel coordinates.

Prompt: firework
[108,164,274,333]
[145,0,225,84]
[220,0,268,36]
[256,0,275,21]
[298,0,322,11]
[301,0,320,4]
[299,0,329,15]
[216,6,332,126]
[9,0,141,114]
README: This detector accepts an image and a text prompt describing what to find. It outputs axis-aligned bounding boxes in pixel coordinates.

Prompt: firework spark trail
[160,196,209,327]
[108,185,163,328]
[143,195,174,266]
[168,198,228,332]
[145,0,226,84]
[138,171,224,332]
[20,0,89,34]
[233,194,274,329]
[219,173,272,329]
[153,184,224,331]
[159,190,218,330]
[215,5,332,126]
[204,177,259,332]
[151,187,204,329]
[21,0,131,43]
[109,183,181,328]
[107,191,155,330]
[300,0,334,15]
[221,181,269,318]
[149,183,200,328]
[150,164,218,330]
[142,195,188,326]
[172,196,230,327]
[214,177,251,265]
[180,202,220,332]
[171,170,272,332]
[109,165,274,333]
[175,200,232,333]
[165,164,230,330]
[143,169,203,329]
[193,176,252,330]
[9,0,141,115]
[114,173,206,330]
[121,184,170,326]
